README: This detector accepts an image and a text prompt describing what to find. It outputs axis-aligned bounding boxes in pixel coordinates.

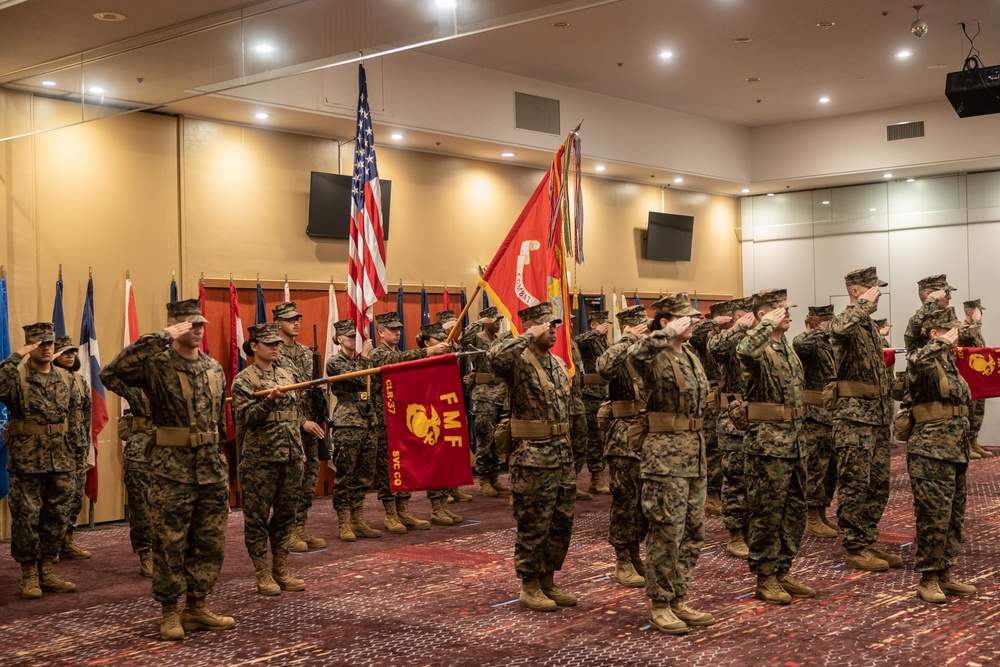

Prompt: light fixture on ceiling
[910,4,928,38]
[819,97,830,103]
[906,178,915,182]
[500,152,516,157]
[869,208,878,212]
[552,21,570,28]
[41,80,56,86]
[733,37,752,44]
[673,177,683,183]
[816,21,835,30]
[253,44,275,54]
[659,51,673,59]
[93,11,126,21]
[822,200,830,205]
[746,77,760,83]
[88,86,106,94]
[436,0,457,8]
[766,193,775,197]
[895,51,913,59]
[390,133,403,140]
[741,188,750,193]
[255,112,270,119]
[883,173,893,178]
[595,165,606,172]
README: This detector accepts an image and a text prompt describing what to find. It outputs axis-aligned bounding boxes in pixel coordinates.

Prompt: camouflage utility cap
[54,335,78,355]
[479,306,502,320]
[518,301,562,325]
[964,298,986,311]
[651,293,700,318]
[248,322,281,344]
[807,304,835,321]
[587,310,609,324]
[922,309,961,335]
[874,318,890,329]
[616,305,649,327]
[709,301,733,318]
[917,274,956,292]
[272,302,302,320]
[436,309,457,325]
[731,296,755,314]
[167,298,208,324]
[375,311,403,329]
[420,322,448,340]
[753,288,795,314]
[844,267,888,289]
[334,319,356,338]
[23,322,56,344]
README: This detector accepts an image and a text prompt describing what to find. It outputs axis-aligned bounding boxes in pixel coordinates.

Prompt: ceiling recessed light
[895,51,913,58]
[816,21,835,29]
[746,77,761,84]
[906,178,915,182]
[93,11,126,21]
[88,86,106,94]
[436,0,456,8]
[869,208,877,212]
[883,173,893,178]
[500,152,516,157]
[253,44,275,54]
[741,188,750,193]
[733,37,752,44]
[255,112,270,119]
[659,51,673,59]
[818,97,830,103]
[41,80,56,86]
[673,177,683,183]
[552,21,570,28]
[595,165,606,172]
[822,200,830,205]
[390,133,403,140]
[766,193,775,197]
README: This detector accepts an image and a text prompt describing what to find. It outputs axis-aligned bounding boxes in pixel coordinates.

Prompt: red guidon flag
[382,353,474,492]
[883,349,896,367]
[956,347,1000,400]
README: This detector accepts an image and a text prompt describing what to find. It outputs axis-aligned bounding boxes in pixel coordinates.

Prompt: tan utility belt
[747,403,805,423]
[265,409,299,422]
[647,412,704,433]
[836,381,886,399]
[124,416,153,434]
[719,393,742,409]
[5,419,68,436]
[510,418,570,439]
[706,389,719,408]
[912,401,969,424]
[612,400,646,418]
[155,427,221,447]
[335,391,368,401]
[801,390,824,406]
[474,373,500,385]
[583,373,608,386]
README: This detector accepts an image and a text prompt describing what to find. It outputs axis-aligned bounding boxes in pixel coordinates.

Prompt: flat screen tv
[645,212,693,261]
[306,171,392,240]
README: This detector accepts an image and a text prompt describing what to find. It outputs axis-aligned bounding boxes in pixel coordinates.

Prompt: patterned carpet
[2,446,999,667]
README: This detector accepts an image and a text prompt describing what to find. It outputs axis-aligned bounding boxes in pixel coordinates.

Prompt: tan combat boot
[430,496,454,525]
[138,549,154,579]
[478,475,499,498]
[705,492,722,516]
[629,545,646,577]
[867,545,903,568]
[969,446,983,460]
[299,523,326,549]
[252,556,280,596]
[382,500,407,534]
[350,508,382,538]
[539,571,577,606]
[649,600,689,635]
[916,573,946,603]
[449,488,473,502]
[805,507,839,538]
[181,596,235,632]
[443,505,464,524]
[938,570,976,596]
[60,531,92,559]
[336,509,357,542]
[575,488,593,501]
[489,471,512,496]
[777,572,816,598]
[396,499,430,530]
[38,558,76,593]
[19,562,42,599]
[286,524,308,552]
[755,574,792,605]
[588,472,611,495]
[612,548,645,588]
[725,529,749,559]
[970,436,993,458]
[160,600,185,640]
[670,596,715,626]
[845,549,889,572]
[819,507,841,533]
[518,578,557,612]
[271,552,305,592]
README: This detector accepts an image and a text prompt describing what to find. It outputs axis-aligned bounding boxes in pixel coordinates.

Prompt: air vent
[887,121,924,141]
[515,92,560,135]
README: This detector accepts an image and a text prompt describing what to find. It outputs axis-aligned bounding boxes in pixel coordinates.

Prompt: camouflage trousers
[124,458,153,552]
[642,475,706,603]
[8,470,75,563]
[240,456,304,559]
[67,448,88,531]
[375,424,411,502]
[745,454,807,576]
[510,461,576,580]
[570,413,591,475]
[833,422,891,552]
[908,454,967,573]
[473,401,502,476]
[804,420,836,508]
[149,474,229,603]
[705,406,722,495]
[970,399,985,435]
[293,435,321,526]
[606,455,646,550]
[581,397,607,474]
[331,426,377,512]
[720,434,747,532]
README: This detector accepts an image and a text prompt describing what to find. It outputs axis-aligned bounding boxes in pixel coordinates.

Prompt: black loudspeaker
[945,66,1000,118]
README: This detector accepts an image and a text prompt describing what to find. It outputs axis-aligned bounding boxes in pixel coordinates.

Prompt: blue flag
[169,278,178,303]
[420,287,430,326]
[0,276,10,499]
[482,291,490,311]
[460,288,469,327]
[576,295,588,336]
[599,293,606,311]
[634,293,641,307]
[255,282,267,325]
[52,278,66,338]
[397,286,407,351]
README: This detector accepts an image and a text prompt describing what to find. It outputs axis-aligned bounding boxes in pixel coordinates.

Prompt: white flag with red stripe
[121,278,139,416]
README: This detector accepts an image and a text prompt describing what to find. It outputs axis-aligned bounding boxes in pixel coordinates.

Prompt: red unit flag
[956,347,1000,400]
[381,353,474,492]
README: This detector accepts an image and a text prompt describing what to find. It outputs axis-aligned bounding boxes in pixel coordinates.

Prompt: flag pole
[445,284,481,344]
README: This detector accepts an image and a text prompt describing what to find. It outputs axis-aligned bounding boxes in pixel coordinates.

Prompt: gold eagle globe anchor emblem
[969,353,995,376]
[406,403,442,445]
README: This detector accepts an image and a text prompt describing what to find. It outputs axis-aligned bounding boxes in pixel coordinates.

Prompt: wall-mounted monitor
[645,212,693,261]
[306,171,392,240]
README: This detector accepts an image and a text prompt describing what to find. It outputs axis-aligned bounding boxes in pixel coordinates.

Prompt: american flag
[346,63,387,344]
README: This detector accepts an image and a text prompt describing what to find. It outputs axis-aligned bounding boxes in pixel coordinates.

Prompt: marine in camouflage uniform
[327,318,381,541]
[709,296,755,558]
[792,305,840,539]
[574,310,611,495]
[690,306,723,514]
[272,301,326,551]
[595,304,650,588]
[628,293,714,634]
[467,306,511,497]
[904,275,958,355]
[738,289,813,605]
[52,336,93,561]
[569,333,591,500]
[488,301,577,613]
[959,299,992,459]
[906,309,977,603]
[100,299,233,640]
[0,322,83,599]
[830,267,900,572]
[116,383,154,577]
[232,323,306,596]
